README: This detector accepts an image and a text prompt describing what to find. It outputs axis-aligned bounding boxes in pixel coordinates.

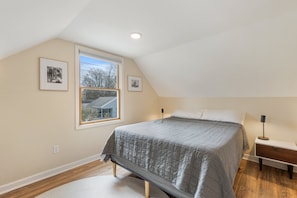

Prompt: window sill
[76,118,124,130]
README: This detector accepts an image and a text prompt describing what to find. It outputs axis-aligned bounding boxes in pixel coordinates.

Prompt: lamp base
[258,136,269,140]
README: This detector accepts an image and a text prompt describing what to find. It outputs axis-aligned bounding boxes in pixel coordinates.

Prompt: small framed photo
[128,76,142,92]
[40,58,68,91]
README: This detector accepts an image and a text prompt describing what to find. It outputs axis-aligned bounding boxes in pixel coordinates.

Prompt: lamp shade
[260,115,266,123]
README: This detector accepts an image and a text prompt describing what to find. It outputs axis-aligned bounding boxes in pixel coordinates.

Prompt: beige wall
[2,38,297,187]
[0,39,160,185]
[160,97,297,155]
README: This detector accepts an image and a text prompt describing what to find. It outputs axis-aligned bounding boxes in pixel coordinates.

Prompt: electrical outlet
[53,145,60,154]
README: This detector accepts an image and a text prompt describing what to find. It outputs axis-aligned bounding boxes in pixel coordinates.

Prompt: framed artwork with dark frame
[40,57,68,91]
[128,76,142,92]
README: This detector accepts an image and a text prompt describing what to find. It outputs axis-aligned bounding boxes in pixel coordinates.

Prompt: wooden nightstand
[255,138,297,179]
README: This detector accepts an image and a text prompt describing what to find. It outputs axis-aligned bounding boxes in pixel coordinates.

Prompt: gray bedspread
[101,117,249,198]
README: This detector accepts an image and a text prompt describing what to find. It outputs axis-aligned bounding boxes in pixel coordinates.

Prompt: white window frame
[75,45,124,129]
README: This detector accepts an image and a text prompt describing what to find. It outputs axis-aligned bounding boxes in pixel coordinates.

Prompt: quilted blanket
[101,117,249,198]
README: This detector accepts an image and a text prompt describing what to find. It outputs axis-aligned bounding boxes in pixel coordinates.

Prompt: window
[75,45,123,128]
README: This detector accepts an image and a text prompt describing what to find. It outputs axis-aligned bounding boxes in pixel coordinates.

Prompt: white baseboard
[243,154,297,173]
[0,154,101,195]
[1,154,296,195]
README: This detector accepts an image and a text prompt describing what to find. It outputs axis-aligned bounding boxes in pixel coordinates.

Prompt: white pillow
[201,109,245,125]
[171,110,203,120]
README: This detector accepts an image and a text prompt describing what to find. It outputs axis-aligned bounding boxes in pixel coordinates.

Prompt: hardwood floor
[1,159,296,198]
[234,160,297,198]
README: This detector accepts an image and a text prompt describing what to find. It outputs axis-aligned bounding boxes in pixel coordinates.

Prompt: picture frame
[128,76,142,92]
[40,58,68,91]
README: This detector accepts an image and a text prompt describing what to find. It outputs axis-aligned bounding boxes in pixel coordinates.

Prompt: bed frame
[112,162,151,198]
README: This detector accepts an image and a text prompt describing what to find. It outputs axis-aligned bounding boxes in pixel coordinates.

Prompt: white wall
[0,39,160,186]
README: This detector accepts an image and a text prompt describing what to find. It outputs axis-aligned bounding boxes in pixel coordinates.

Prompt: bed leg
[112,162,116,177]
[145,180,150,198]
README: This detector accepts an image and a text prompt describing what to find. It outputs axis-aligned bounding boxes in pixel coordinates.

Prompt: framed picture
[40,58,68,91]
[128,76,142,92]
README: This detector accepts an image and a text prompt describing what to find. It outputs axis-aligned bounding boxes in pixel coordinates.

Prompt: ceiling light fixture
[130,32,142,40]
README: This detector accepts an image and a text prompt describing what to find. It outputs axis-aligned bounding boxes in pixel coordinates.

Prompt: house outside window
[75,45,123,128]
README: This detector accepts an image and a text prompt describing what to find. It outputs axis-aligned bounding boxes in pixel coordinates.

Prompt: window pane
[80,55,117,88]
[81,89,118,122]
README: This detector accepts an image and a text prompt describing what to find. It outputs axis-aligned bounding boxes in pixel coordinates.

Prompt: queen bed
[101,110,249,198]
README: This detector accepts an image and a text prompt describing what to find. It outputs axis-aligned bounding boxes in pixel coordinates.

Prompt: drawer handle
[272,147,278,151]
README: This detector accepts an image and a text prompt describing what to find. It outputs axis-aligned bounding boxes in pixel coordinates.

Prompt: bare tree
[82,66,116,88]
[82,68,105,87]
[81,65,117,102]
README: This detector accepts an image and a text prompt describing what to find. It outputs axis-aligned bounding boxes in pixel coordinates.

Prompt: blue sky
[79,55,116,84]
[80,55,111,66]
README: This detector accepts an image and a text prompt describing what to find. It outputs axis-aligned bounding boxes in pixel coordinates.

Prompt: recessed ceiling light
[130,32,142,40]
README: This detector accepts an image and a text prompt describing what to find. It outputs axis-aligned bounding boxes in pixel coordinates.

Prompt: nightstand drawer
[256,144,297,165]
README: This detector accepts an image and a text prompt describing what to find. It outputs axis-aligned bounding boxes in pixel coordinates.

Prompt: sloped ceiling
[1,0,297,97]
[0,0,92,59]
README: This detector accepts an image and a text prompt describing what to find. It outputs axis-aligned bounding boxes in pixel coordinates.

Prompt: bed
[101,111,249,198]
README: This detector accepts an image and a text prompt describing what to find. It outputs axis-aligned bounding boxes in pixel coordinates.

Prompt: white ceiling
[1,0,297,97]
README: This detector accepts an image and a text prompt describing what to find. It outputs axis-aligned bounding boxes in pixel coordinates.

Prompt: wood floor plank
[1,159,296,198]
[233,160,297,198]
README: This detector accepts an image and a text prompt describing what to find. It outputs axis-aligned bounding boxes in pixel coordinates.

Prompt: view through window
[79,54,120,124]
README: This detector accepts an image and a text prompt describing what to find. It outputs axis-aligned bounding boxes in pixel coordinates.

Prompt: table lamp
[258,115,269,140]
